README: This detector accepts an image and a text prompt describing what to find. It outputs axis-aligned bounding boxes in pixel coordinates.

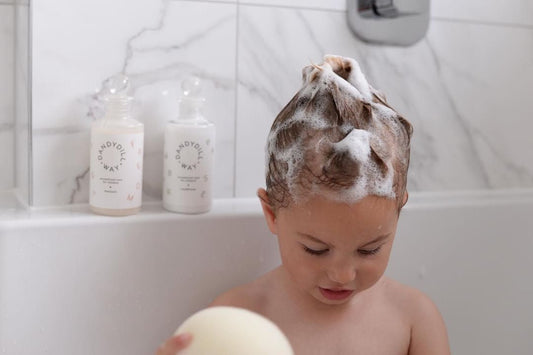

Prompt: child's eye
[303,246,329,256]
[358,246,382,256]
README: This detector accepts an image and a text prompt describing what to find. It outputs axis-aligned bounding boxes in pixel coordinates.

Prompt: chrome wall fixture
[347,0,430,46]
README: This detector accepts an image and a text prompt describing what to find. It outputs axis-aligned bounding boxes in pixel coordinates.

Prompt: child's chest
[265,300,411,355]
[284,318,411,355]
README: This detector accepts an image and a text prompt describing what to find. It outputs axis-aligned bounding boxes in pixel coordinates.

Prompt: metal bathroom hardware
[347,0,430,46]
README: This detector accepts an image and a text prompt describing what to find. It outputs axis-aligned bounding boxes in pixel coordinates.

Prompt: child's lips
[319,287,354,301]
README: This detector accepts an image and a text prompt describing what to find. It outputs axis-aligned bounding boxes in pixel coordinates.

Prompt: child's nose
[327,260,357,285]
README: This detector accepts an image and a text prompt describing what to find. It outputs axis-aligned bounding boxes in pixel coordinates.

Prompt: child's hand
[155,333,193,355]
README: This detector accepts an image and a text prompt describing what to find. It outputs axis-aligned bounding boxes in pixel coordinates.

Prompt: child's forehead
[286,180,398,208]
[285,193,397,215]
[278,195,398,242]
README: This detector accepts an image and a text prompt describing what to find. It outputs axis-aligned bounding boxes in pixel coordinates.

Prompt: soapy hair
[265,55,413,210]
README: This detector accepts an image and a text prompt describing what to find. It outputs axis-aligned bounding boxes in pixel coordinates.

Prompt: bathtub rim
[1,188,533,229]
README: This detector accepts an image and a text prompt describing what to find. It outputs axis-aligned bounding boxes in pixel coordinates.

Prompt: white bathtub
[1,192,532,355]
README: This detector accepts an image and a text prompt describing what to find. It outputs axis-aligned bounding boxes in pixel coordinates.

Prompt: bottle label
[163,126,215,211]
[90,132,144,209]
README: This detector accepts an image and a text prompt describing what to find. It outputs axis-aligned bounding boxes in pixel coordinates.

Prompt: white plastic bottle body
[90,121,144,216]
[163,122,215,214]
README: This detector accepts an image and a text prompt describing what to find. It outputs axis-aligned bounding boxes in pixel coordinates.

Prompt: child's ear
[257,188,278,235]
[402,191,409,207]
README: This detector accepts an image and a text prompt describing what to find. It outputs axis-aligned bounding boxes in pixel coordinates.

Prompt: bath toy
[174,306,294,355]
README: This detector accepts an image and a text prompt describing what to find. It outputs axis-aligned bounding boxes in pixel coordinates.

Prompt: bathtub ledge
[2,189,533,227]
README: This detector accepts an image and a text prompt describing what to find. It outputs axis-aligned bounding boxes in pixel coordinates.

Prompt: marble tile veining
[32,0,237,206]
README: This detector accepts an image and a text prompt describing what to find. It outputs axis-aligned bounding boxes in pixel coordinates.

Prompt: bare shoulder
[208,269,277,312]
[380,277,432,311]
[381,277,450,355]
[209,282,262,310]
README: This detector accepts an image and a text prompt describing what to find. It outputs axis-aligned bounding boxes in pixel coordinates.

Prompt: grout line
[172,0,346,13]
[431,16,533,30]
[238,2,345,13]
[171,0,533,30]
[171,0,237,5]
[232,3,239,198]
[0,1,30,6]
[12,0,17,190]
[28,0,33,206]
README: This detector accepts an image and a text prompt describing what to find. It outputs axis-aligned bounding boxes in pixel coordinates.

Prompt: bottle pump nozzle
[102,73,133,117]
[179,76,205,119]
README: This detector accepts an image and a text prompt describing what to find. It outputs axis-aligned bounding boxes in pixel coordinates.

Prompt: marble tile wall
[234,0,533,196]
[31,0,236,205]
[0,3,14,190]
[23,0,533,206]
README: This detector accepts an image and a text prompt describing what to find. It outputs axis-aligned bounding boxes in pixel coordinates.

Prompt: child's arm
[408,292,450,355]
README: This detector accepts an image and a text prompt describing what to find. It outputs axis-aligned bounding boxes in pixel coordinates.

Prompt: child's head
[258,55,413,305]
[264,55,413,212]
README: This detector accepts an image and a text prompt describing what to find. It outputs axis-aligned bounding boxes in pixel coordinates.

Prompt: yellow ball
[174,306,294,355]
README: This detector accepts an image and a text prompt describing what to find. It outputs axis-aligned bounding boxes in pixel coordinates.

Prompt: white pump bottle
[89,74,144,216]
[163,77,215,214]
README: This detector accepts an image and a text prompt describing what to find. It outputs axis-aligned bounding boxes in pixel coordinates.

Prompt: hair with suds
[264,55,413,210]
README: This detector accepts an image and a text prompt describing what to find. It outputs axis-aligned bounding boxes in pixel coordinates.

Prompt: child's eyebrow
[299,232,392,248]
[359,233,392,248]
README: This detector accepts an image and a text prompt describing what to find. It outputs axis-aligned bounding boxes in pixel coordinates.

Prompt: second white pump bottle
[163,77,215,214]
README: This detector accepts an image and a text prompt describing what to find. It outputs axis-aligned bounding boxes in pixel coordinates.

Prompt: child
[157,55,450,355]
